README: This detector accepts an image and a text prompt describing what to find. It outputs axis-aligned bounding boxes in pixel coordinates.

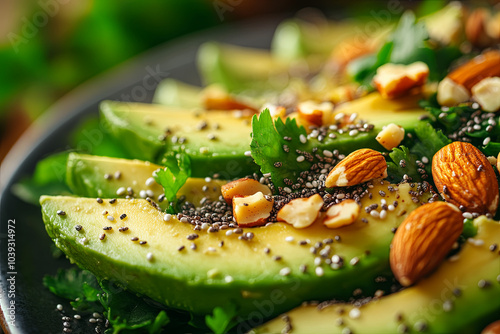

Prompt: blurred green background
[1,0,495,162]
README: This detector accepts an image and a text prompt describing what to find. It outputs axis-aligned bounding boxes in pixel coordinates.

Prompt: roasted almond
[432,141,499,215]
[437,50,500,106]
[390,201,463,286]
[325,149,387,188]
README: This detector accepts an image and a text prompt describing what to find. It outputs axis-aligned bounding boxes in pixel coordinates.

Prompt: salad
[11,3,500,334]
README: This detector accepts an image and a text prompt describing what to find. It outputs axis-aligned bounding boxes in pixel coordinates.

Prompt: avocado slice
[100,100,258,178]
[197,42,290,92]
[271,19,364,61]
[66,153,224,207]
[153,78,203,109]
[101,95,428,178]
[254,217,500,333]
[40,181,431,318]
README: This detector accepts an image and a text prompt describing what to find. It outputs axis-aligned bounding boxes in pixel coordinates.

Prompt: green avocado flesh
[254,217,500,334]
[153,78,203,109]
[100,100,257,178]
[101,96,427,178]
[40,182,430,318]
[197,42,290,92]
[66,153,224,208]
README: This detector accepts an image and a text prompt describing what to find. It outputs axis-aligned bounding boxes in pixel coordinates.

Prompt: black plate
[0,17,283,333]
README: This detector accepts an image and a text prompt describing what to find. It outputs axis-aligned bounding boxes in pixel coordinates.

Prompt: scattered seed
[280,267,291,276]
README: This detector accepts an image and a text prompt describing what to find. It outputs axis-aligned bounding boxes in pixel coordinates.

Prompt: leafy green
[153,152,191,211]
[389,11,428,64]
[99,281,169,333]
[44,268,172,333]
[421,96,500,156]
[387,122,450,182]
[411,122,451,162]
[12,152,71,205]
[43,268,103,311]
[205,304,238,334]
[387,146,421,183]
[348,11,461,85]
[250,109,312,188]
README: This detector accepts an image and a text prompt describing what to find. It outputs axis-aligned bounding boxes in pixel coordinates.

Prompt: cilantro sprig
[205,304,238,334]
[154,152,191,212]
[250,109,313,189]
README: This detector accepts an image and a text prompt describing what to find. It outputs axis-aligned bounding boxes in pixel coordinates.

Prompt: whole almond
[447,50,500,91]
[325,148,387,188]
[432,141,499,215]
[390,201,463,287]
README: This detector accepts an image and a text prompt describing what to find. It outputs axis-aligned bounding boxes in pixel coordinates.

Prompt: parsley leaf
[205,304,238,334]
[250,109,312,188]
[154,152,191,211]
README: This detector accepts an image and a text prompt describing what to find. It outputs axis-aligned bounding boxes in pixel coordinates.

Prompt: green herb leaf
[153,152,191,210]
[349,11,461,84]
[99,280,170,333]
[12,152,71,205]
[411,122,451,160]
[43,268,100,301]
[205,304,238,334]
[389,11,428,64]
[387,146,421,183]
[250,109,312,188]
[43,268,103,311]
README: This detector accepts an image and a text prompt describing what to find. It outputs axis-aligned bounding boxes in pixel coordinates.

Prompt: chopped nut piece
[323,199,360,229]
[233,192,273,227]
[277,194,324,229]
[373,62,429,99]
[221,178,272,204]
[376,123,405,150]
[297,101,334,127]
[471,77,500,112]
[437,77,470,106]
